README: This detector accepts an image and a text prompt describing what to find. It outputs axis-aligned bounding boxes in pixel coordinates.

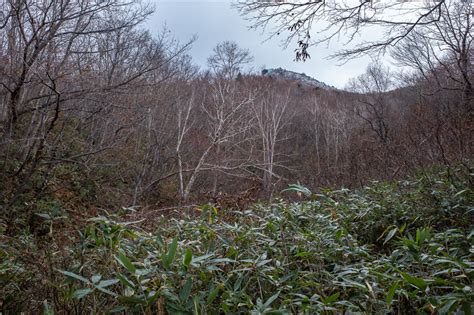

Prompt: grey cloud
[147,0,376,88]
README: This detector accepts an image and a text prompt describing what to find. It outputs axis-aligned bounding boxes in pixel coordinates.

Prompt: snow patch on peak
[262,68,334,90]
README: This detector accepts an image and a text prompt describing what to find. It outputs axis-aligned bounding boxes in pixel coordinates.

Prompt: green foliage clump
[1,166,473,314]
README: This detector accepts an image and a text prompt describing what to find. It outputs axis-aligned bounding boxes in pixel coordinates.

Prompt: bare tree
[235,0,472,60]
[207,41,254,79]
[174,78,255,202]
[391,1,473,111]
[175,82,199,203]
[251,80,293,198]
[349,62,393,144]
[205,42,255,196]
[386,1,473,167]
[301,90,353,186]
[111,38,196,206]
[0,0,152,129]
[0,0,196,218]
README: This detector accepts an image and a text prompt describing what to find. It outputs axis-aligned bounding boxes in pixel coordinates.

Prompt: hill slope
[262,67,334,89]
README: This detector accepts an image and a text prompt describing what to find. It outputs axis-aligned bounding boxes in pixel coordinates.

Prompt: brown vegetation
[0,1,472,227]
[0,0,472,313]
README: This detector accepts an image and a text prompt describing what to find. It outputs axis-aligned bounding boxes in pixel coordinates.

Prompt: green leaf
[324,292,340,305]
[415,228,431,245]
[263,291,280,309]
[233,275,244,291]
[96,286,118,297]
[257,259,272,267]
[191,254,213,264]
[338,279,367,290]
[179,277,193,302]
[282,184,312,197]
[115,252,136,274]
[35,213,52,220]
[386,282,398,307]
[72,288,94,299]
[148,291,161,306]
[97,279,119,288]
[206,285,219,305]
[210,258,236,264]
[163,237,178,269]
[57,270,90,284]
[383,227,398,245]
[454,189,468,197]
[116,273,134,288]
[400,272,427,290]
[161,289,180,303]
[193,296,201,315]
[399,223,407,234]
[438,299,457,315]
[91,274,102,284]
[156,234,164,247]
[183,248,193,268]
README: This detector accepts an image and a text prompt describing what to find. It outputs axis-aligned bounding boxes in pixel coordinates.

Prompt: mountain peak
[261,68,333,90]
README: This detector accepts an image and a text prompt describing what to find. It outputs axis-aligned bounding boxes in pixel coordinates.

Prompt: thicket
[0,1,473,313]
[1,164,472,314]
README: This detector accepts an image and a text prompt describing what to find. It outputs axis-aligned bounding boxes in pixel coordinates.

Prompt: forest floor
[1,164,473,314]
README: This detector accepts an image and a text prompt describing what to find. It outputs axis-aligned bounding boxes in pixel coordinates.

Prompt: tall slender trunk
[211,144,221,196]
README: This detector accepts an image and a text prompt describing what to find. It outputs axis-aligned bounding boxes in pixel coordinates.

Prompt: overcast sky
[146,0,378,88]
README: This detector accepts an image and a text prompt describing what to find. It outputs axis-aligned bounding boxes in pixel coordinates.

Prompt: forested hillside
[0,0,473,313]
